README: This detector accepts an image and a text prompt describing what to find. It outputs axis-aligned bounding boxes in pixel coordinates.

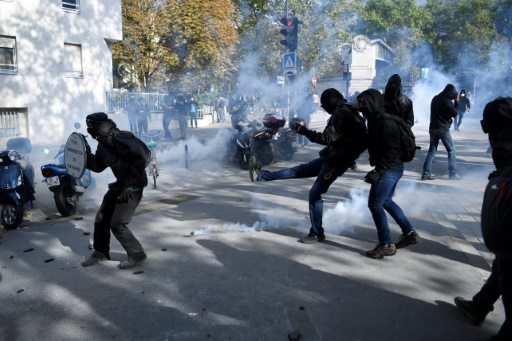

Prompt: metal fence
[106,92,167,114]
[0,109,20,137]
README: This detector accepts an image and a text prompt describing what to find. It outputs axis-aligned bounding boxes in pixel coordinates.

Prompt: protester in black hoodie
[454,89,471,131]
[357,89,421,259]
[82,112,148,270]
[421,84,460,180]
[249,88,367,244]
[454,97,512,341]
[383,74,414,126]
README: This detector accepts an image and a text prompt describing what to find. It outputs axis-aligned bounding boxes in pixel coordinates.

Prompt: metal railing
[106,92,167,114]
[0,109,20,137]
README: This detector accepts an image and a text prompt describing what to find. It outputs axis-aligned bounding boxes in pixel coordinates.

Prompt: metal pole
[185,144,189,169]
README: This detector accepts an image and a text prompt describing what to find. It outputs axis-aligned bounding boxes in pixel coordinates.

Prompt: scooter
[40,123,93,217]
[0,138,35,229]
[271,117,304,161]
[227,121,255,170]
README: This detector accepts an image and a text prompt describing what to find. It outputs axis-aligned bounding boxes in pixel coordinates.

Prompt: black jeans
[93,187,145,260]
[473,257,512,340]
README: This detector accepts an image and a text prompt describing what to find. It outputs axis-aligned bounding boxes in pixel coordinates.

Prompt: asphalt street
[0,109,504,341]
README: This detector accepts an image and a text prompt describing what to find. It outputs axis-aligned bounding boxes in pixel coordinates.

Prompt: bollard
[185,144,189,169]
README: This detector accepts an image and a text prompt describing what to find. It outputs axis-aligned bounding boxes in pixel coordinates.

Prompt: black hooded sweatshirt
[358,89,402,173]
[86,120,149,190]
[303,101,367,167]
[429,84,459,131]
[481,97,512,259]
[383,74,414,126]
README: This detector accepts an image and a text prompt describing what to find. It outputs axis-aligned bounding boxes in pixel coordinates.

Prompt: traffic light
[279,17,298,51]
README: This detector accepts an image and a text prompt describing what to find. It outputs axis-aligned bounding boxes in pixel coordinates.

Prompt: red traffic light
[280,18,293,27]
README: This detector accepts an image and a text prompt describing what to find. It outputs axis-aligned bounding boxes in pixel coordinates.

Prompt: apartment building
[0,0,122,145]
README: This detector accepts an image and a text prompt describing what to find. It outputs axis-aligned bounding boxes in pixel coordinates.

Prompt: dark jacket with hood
[383,74,414,126]
[358,89,402,173]
[458,89,471,113]
[429,84,459,131]
[303,95,367,167]
[481,97,512,259]
[86,117,148,190]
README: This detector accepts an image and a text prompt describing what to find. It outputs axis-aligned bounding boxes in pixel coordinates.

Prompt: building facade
[316,35,393,100]
[0,0,122,145]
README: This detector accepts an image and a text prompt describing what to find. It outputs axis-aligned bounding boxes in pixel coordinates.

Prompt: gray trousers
[93,187,145,260]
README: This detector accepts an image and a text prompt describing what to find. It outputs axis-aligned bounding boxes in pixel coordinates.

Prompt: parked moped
[40,123,93,217]
[0,137,35,229]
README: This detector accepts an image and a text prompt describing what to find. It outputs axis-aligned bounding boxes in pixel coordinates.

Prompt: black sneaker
[249,156,261,183]
[81,252,108,267]
[366,243,397,259]
[454,297,490,326]
[395,231,421,249]
[300,233,326,244]
[118,254,147,269]
[421,175,435,181]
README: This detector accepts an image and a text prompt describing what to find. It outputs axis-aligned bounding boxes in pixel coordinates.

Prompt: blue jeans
[422,129,457,177]
[259,158,348,236]
[454,112,465,129]
[368,164,414,245]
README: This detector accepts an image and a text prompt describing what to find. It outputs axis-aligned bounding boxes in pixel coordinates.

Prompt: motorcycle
[227,120,256,170]
[248,113,293,166]
[0,137,35,229]
[40,123,93,217]
[271,116,302,161]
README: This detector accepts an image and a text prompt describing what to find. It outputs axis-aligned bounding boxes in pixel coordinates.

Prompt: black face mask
[87,120,113,141]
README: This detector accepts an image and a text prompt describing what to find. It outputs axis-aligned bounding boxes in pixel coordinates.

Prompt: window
[62,0,79,13]
[0,36,17,74]
[64,43,83,78]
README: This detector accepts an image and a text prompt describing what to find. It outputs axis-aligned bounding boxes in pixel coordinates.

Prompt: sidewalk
[0,111,503,340]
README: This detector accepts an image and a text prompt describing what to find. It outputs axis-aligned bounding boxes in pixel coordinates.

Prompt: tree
[359,0,434,78]
[166,0,239,94]
[113,0,173,91]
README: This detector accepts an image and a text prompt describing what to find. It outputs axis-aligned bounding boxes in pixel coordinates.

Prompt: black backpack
[387,115,420,162]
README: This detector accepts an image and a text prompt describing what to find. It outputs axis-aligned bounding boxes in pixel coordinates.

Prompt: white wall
[0,0,122,144]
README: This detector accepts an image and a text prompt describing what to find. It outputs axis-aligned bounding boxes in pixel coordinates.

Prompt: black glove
[364,170,381,184]
[118,187,134,204]
[294,122,310,135]
[81,134,92,155]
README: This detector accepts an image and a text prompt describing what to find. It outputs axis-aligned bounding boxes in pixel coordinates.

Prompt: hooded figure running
[249,88,367,244]
[82,112,148,269]
[357,89,421,259]
[421,84,460,180]
[383,74,414,126]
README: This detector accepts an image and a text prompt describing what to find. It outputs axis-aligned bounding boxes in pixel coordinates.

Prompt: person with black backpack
[249,88,368,244]
[81,112,149,270]
[357,89,421,259]
[453,97,512,341]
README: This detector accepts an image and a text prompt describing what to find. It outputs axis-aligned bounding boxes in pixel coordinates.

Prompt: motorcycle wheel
[238,152,251,170]
[281,144,295,161]
[1,204,23,229]
[54,185,77,217]
[255,142,275,166]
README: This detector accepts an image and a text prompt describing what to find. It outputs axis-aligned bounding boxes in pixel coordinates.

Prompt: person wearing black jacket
[249,88,367,244]
[81,112,148,269]
[357,89,421,259]
[454,89,471,131]
[383,74,414,126]
[421,84,460,180]
[454,97,512,340]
